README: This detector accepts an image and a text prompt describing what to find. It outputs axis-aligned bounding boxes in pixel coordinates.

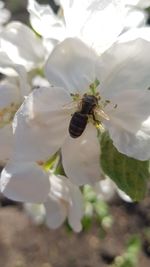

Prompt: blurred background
[0,1,150,267]
[5,0,59,22]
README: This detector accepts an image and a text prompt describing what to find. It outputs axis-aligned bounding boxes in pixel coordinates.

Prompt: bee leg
[95,92,101,100]
[91,112,100,126]
[90,112,104,130]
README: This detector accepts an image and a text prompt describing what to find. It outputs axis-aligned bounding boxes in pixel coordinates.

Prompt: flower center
[0,102,20,128]
[71,79,110,122]
[68,79,111,138]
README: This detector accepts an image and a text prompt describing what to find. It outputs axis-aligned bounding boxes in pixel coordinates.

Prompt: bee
[69,94,109,138]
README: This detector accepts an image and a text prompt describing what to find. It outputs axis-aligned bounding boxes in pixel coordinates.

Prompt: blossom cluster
[0,0,150,232]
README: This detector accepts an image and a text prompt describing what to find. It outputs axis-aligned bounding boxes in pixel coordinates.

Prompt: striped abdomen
[69,112,88,138]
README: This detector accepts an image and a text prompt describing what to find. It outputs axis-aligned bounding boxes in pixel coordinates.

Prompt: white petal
[97,28,150,98]
[0,4,11,25]
[44,194,67,229]
[62,124,102,185]
[118,27,150,43]
[45,38,97,94]
[104,89,150,160]
[0,82,21,163]
[42,38,57,55]
[32,75,50,88]
[60,0,125,52]
[0,50,22,76]
[28,0,65,40]
[137,0,150,8]
[0,51,30,97]
[0,125,13,163]
[0,50,17,76]
[0,80,20,108]
[49,174,70,201]
[0,22,45,71]
[0,1,4,8]
[94,177,116,201]
[24,203,46,224]
[13,86,71,161]
[96,33,150,160]
[117,189,132,202]
[106,125,150,161]
[125,0,139,6]
[124,7,147,31]
[125,0,150,8]
[0,161,50,203]
[67,180,83,232]
[46,174,83,231]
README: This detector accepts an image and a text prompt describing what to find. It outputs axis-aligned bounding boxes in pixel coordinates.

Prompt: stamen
[89,78,100,95]
[70,93,81,101]
[0,102,20,128]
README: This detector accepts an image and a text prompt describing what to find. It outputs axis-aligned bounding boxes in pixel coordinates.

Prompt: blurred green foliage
[82,185,113,232]
[111,236,141,267]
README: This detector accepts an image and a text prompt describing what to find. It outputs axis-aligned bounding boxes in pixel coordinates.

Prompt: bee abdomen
[69,112,88,138]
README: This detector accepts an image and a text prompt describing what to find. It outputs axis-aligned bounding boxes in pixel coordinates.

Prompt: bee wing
[96,108,110,121]
[62,101,78,110]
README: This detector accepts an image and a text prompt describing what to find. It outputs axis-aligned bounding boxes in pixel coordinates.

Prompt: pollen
[0,102,20,128]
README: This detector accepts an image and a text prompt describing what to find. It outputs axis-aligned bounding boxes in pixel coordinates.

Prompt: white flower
[0,21,46,164]
[28,0,126,53]
[45,174,83,232]
[28,0,65,39]
[0,80,20,164]
[0,52,31,164]
[5,32,150,186]
[0,21,46,74]
[0,161,83,232]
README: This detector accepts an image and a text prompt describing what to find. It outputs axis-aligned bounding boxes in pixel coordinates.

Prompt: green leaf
[100,132,150,201]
